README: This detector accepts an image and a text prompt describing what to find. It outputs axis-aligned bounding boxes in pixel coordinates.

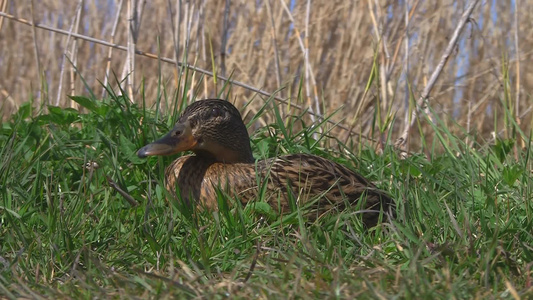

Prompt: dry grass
[0,0,531,149]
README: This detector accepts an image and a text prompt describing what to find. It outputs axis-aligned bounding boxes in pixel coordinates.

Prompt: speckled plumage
[138,99,394,227]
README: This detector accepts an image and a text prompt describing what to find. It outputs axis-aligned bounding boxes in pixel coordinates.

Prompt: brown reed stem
[395,0,481,150]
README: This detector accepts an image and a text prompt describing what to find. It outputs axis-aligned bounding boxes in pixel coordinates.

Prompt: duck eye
[210,107,224,118]
[172,129,182,136]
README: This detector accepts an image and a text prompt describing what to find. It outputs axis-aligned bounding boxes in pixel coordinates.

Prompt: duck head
[137,99,254,163]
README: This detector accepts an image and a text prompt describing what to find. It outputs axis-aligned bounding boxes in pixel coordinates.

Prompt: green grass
[1,88,532,299]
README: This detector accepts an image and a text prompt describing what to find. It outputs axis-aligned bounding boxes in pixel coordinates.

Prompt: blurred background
[0,0,530,149]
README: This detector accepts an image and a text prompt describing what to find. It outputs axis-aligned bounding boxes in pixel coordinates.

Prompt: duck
[137,99,394,227]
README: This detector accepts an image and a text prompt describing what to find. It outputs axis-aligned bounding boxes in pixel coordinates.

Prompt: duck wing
[256,154,393,225]
[164,154,393,226]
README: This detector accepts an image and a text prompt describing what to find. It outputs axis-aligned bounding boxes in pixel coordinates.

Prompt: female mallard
[138,99,393,227]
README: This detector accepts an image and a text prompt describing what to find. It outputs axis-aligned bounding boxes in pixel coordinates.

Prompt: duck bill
[137,123,197,158]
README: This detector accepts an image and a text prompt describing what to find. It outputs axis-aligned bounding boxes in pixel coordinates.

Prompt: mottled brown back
[165,153,393,227]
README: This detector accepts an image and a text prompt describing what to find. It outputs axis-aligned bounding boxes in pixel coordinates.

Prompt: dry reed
[0,0,531,150]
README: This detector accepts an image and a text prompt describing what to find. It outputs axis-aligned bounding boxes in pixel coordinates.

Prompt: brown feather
[138,99,394,227]
[165,153,393,227]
